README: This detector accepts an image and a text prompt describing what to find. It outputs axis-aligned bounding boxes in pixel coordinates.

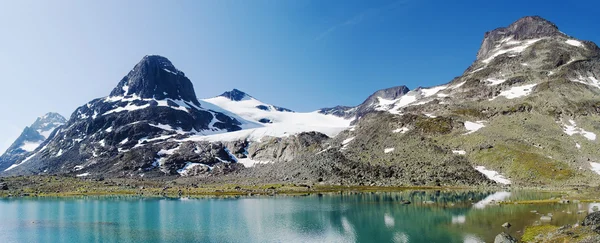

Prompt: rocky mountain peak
[219,89,252,101]
[108,55,200,106]
[477,16,565,61]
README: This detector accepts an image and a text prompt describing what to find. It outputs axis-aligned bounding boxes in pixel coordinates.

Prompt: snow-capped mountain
[2,16,600,187]
[0,112,66,171]
[0,55,351,177]
[2,56,257,176]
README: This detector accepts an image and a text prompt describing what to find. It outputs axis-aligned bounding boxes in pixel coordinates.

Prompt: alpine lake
[0,190,598,243]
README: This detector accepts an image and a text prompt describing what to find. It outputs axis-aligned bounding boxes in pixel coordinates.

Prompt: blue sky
[1,0,599,153]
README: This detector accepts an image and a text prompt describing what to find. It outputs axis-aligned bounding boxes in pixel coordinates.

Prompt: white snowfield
[384,148,395,153]
[562,119,596,141]
[192,94,353,142]
[482,37,542,64]
[464,121,486,135]
[474,166,511,184]
[491,83,537,100]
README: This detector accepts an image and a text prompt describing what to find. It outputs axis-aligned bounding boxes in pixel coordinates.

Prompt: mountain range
[1,16,599,187]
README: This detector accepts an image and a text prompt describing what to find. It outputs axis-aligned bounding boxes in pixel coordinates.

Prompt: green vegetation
[522,225,559,242]
[472,144,575,184]
[415,117,454,134]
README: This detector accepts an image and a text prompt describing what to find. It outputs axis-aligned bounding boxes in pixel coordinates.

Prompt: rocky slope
[0,113,66,171]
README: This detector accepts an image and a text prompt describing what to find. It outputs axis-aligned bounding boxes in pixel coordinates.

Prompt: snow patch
[485,78,507,86]
[570,75,600,90]
[474,166,511,184]
[452,150,466,155]
[464,121,486,135]
[76,172,91,177]
[177,162,211,176]
[341,137,355,150]
[384,148,395,153]
[392,127,410,134]
[565,39,584,47]
[590,162,600,175]
[237,158,271,168]
[492,83,537,100]
[20,141,42,152]
[562,119,596,141]
[482,38,542,64]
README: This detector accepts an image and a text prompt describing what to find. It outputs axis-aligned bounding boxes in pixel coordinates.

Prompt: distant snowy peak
[219,89,252,101]
[319,86,410,119]
[0,112,66,171]
[30,112,67,139]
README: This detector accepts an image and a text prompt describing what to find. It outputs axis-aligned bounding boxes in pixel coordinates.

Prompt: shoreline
[0,175,597,201]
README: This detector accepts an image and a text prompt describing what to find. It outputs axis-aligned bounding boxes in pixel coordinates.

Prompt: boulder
[583,212,600,226]
[494,232,517,243]
[0,183,7,190]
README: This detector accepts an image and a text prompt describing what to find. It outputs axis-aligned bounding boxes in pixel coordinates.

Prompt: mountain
[3,16,600,188]
[2,56,260,176]
[1,56,351,178]
[0,113,66,171]
[326,15,600,186]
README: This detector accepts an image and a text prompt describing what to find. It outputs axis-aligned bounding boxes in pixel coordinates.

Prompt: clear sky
[1,0,599,153]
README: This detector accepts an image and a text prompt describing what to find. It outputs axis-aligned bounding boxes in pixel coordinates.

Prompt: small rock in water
[494,232,517,243]
[540,215,552,221]
[424,200,435,204]
[401,200,411,205]
[578,210,586,214]
[502,222,511,228]
[530,210,537,213]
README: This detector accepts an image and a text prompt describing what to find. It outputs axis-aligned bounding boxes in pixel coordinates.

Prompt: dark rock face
[109,55,200,106]
[219,89,250,101]
[0,112,66,171]
[477,16,565,61]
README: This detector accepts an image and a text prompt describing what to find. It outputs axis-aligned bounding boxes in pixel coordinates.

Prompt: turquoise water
[0,191,597,243]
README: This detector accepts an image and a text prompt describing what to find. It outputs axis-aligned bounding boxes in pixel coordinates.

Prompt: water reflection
[0,190,592,243]
[472,191,511,209]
